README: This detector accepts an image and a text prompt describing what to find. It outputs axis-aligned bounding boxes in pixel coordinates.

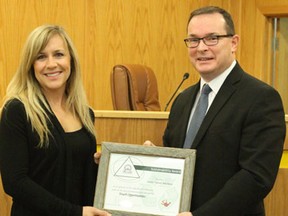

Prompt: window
[272,17,288,113]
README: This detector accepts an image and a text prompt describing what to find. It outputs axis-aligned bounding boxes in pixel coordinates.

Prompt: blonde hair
[2,24,95,147]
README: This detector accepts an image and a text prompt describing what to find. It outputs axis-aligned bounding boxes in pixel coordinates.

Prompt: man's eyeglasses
[184,34,234,48]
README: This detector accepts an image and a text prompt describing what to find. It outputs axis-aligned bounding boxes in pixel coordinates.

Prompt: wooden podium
[94,110,169,147]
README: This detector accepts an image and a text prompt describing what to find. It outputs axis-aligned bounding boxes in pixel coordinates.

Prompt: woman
[0,25,110,216]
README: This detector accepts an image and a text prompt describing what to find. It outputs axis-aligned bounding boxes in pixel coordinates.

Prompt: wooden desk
[94,110,169,146]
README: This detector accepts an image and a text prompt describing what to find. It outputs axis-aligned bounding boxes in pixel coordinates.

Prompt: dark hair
[187,6,235,35]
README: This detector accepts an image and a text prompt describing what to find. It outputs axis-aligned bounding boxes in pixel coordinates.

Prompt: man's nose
[197,39,208,50]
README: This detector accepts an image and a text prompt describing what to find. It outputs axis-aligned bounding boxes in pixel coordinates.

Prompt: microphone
[164,72,190,111]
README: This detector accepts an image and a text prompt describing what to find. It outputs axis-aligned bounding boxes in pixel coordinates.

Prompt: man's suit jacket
[163,62,286,216]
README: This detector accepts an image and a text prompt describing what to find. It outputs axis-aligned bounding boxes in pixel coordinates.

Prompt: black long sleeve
[0,99,97,216]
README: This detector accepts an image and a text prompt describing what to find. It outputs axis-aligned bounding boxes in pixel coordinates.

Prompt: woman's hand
[83,206,111,216]
[95,141,156,165]
[94,152,101,165]
[143,140,156,146]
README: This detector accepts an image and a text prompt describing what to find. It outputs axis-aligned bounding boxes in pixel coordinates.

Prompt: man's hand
[83,206,111,216]
[177,212,192,216]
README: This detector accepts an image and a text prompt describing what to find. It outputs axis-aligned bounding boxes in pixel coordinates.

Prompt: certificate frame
[94,141,196,216]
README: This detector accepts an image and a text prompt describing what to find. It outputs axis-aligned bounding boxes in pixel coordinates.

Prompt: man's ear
[231,34,240,53]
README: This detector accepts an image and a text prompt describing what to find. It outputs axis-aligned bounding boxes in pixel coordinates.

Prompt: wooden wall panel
[239,0,288,83]
[0,0,197,110]
[0,177,11,216]
[264,169,288,216]
[0,0,253,112]
[82,0,196,110]
[1,0,285,111]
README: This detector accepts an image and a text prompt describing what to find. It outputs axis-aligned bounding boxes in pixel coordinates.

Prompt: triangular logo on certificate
[114,156,140,179]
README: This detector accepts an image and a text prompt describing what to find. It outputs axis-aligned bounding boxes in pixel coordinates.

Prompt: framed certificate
[94,142,196,216]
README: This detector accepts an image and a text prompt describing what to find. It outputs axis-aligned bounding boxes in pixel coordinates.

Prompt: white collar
[200,60,236,94]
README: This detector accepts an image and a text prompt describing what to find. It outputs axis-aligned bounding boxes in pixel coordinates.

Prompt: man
[145,6,286,216]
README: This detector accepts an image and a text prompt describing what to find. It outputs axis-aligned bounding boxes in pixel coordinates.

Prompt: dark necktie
[183,84,212,149]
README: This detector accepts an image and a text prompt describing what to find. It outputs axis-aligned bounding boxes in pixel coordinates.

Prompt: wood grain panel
[264,168,288,216]
[0,177,11,216]
[237,0,268,80]
[0,0,244,111]
[257,0,288,17]
[253,0,288,150]
[82,0,196,110]
[1,0,286,112]
[94,111,168,146]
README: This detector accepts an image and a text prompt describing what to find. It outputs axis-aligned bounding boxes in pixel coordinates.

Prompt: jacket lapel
[191,63,243,148]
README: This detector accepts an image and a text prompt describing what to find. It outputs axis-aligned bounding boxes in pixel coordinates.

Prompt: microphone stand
[164,73,189,111]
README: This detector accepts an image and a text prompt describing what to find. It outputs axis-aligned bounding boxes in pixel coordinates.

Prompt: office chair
[111,64,161,111]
